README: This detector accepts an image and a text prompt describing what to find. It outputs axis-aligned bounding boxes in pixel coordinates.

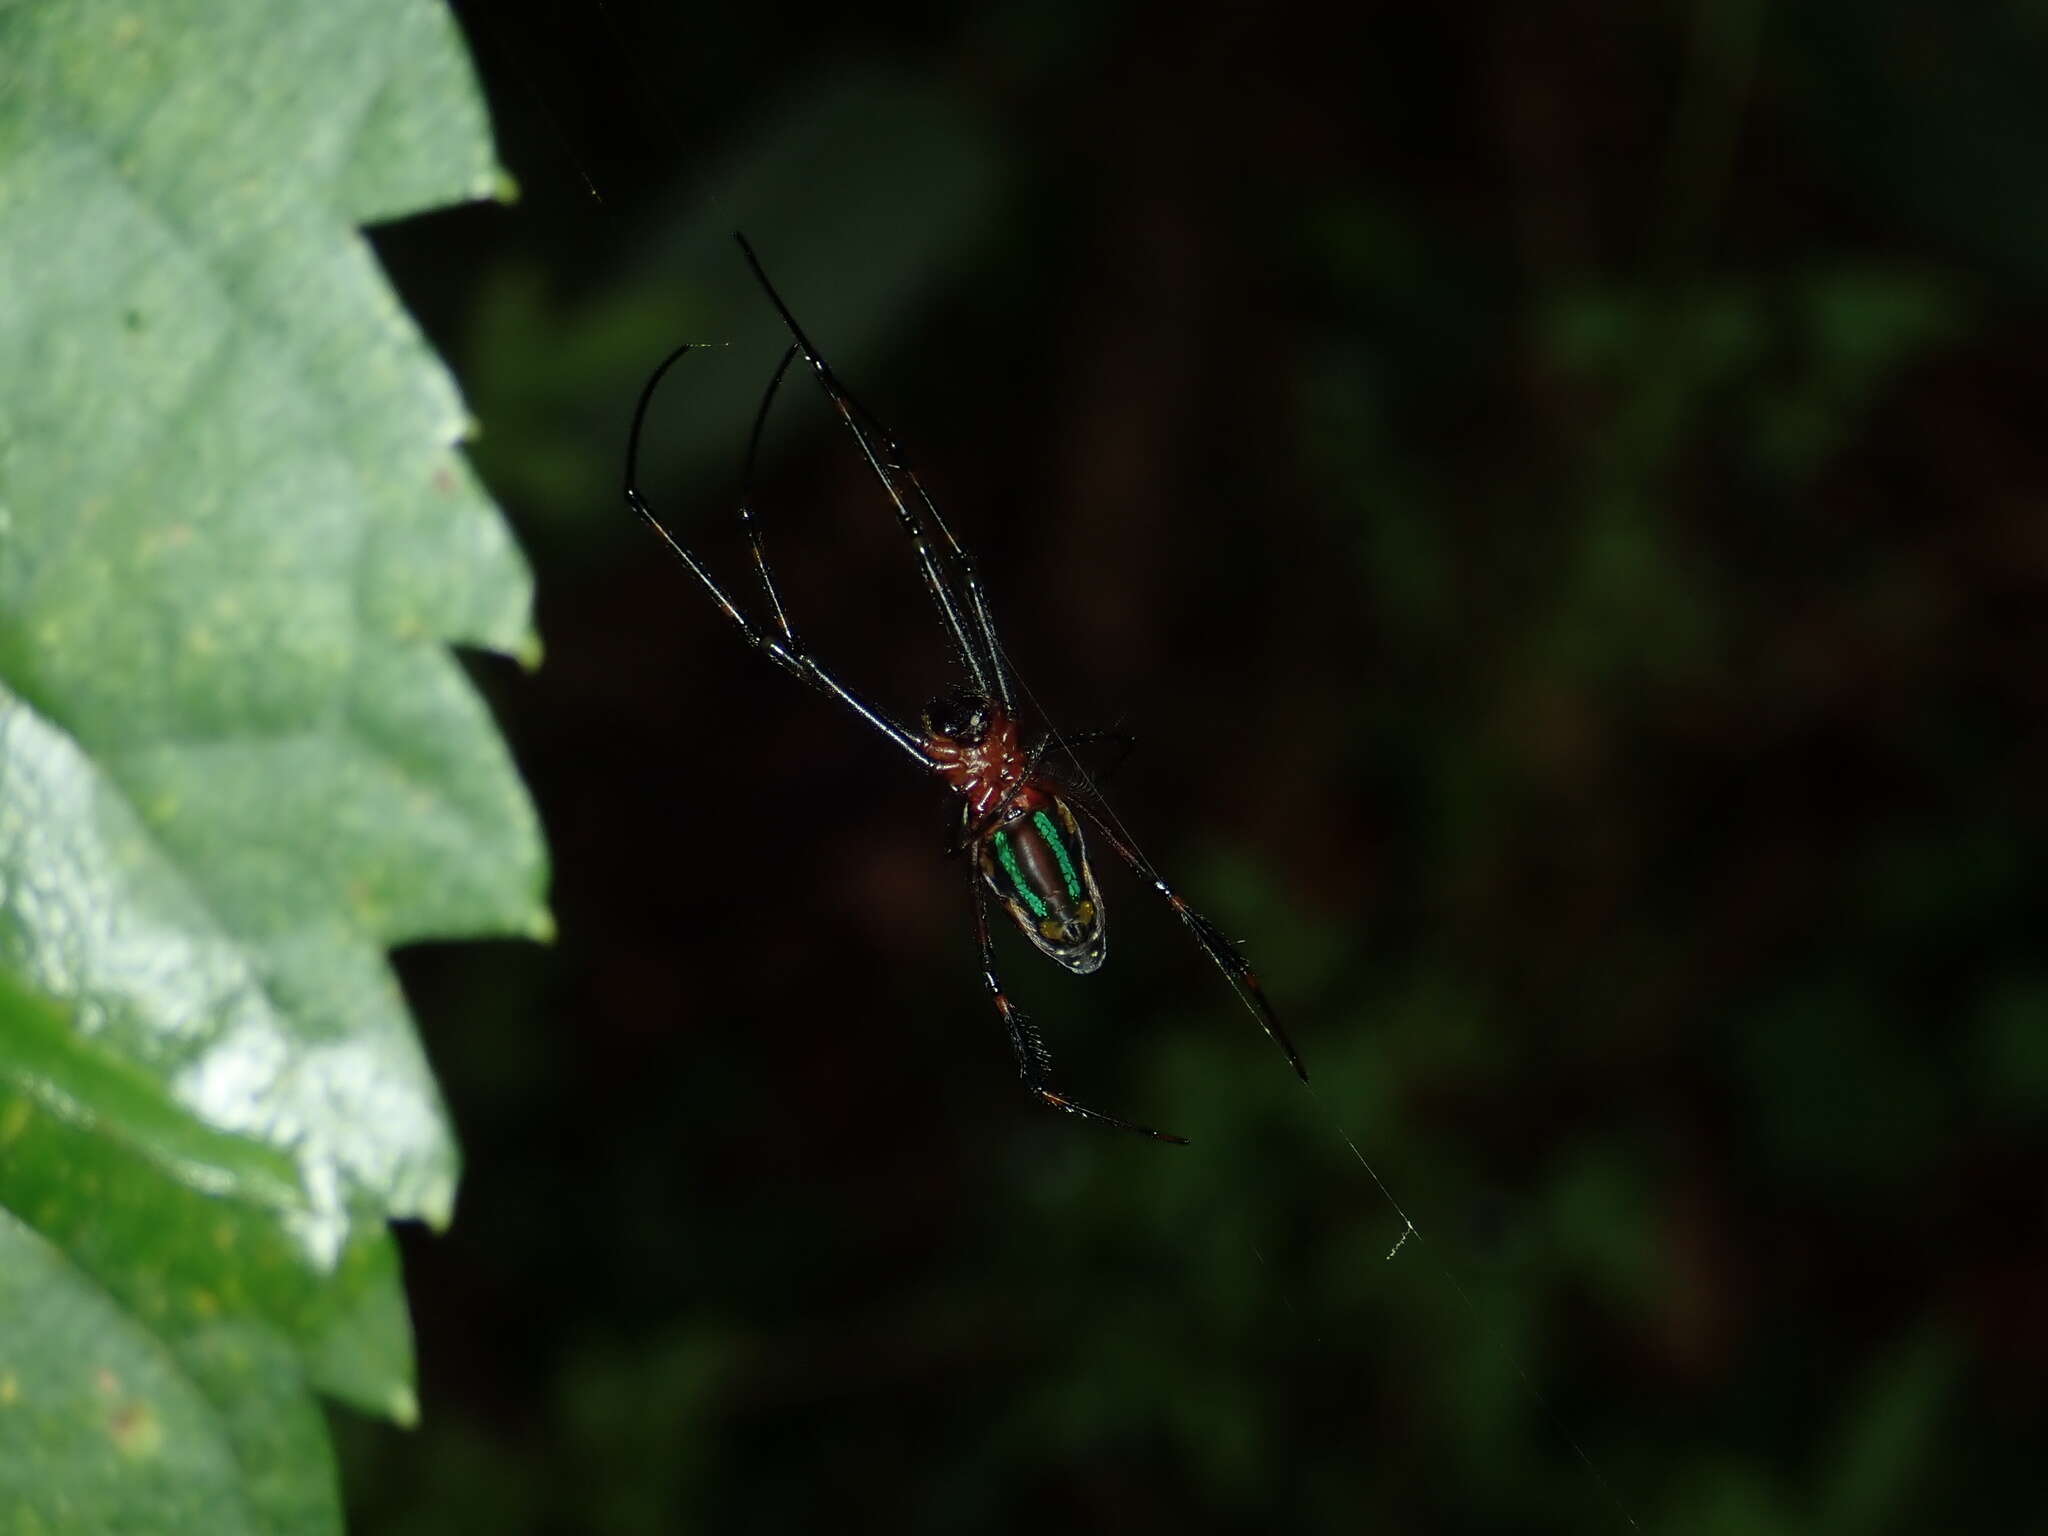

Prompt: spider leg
[834,387,1014,713]
[973,871,1187,1143]
[1073,803,1307,1082]
[734,232,1014,713]
[734,343,806,651]
[624,342,933,769]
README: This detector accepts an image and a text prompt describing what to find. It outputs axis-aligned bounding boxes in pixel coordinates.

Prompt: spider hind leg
[973,873,1186,1144]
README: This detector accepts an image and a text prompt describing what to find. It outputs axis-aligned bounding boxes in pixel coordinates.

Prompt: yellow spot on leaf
[0,1371,18,1405]
[0,1099,30,1146]
[108,1398,161,1459]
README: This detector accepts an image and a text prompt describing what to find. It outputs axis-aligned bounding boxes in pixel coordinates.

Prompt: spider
[622,233,1305,1142]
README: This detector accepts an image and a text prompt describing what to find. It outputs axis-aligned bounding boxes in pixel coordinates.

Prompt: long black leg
[624,342,934,769]
[1073,803,1307,1081]
[733,232,1013,711]
[834,386,1014,713]
[972,871,1187,1143]
[735,343,805,650]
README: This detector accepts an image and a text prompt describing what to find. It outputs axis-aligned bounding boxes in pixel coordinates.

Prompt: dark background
[342,2,2048,1530]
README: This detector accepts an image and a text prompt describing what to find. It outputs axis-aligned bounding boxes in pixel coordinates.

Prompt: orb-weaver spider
[622,234,1305,1142]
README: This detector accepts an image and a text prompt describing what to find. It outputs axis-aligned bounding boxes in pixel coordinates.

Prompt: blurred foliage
[350,0,2045,1532]
[0,0,543,1526]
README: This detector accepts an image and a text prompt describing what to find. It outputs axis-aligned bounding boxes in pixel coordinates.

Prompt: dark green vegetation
[342,2,2048,1529]
[350,1,2048,1530]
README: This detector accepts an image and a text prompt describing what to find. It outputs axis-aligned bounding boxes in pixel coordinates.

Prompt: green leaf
[0,0,544,1525]
[0,967,302,1212]
[0,1212,265,1536]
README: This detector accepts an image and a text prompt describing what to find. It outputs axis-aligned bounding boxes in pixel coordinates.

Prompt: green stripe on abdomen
[991,830,1049,918]
[1032,810,1083,901]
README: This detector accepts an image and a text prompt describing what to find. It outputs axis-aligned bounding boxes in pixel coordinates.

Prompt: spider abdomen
[979,798,1107,974]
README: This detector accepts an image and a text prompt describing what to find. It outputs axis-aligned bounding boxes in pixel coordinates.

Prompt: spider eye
[923,692,990,745]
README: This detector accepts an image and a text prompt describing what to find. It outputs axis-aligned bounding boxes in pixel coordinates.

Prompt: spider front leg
[623,342,933,768]
[971,872,1187,1144]
[735,233,1015,713]
[1074,805,1308,1081]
